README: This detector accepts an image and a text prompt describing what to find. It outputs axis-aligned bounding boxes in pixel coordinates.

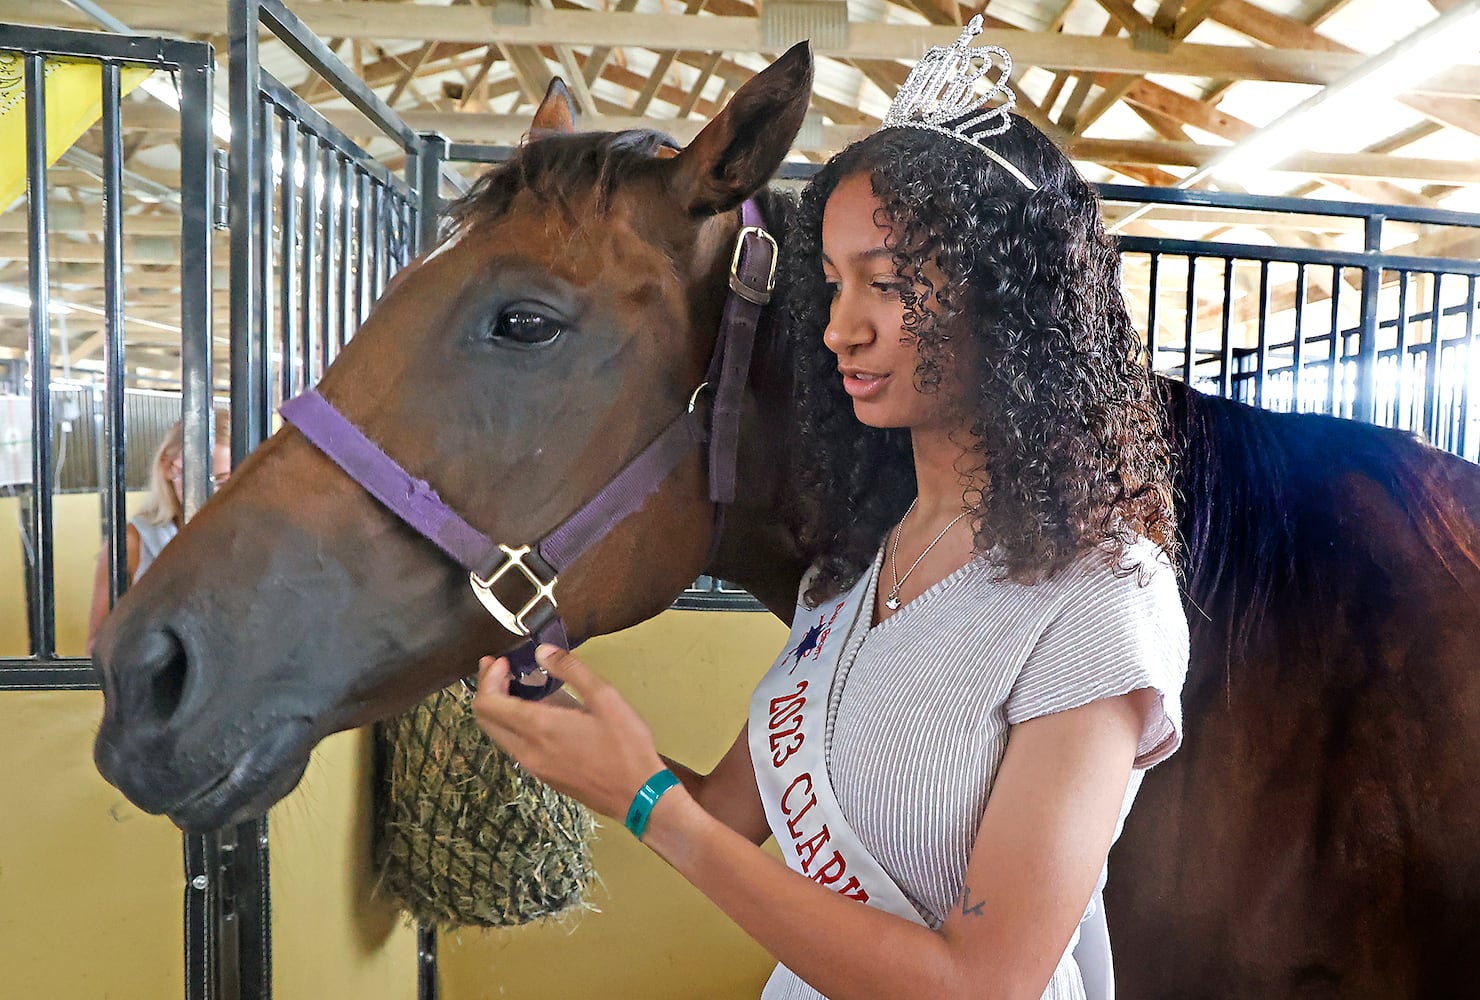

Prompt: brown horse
[91,46,1480,999]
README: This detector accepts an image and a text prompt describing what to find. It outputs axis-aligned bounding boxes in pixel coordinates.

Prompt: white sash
[748,569,927,927]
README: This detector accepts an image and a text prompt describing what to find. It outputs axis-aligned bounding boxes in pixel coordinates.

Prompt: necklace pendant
[885,592,901,611]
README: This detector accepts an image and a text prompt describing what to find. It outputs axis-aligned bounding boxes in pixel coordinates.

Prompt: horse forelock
[442,130,679,237]
[1170,379,1480,679]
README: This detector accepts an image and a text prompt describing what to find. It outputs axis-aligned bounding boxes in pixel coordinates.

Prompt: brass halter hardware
[468,543,560,638]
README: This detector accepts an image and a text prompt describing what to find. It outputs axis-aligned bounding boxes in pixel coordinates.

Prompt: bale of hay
[373,686,595,928]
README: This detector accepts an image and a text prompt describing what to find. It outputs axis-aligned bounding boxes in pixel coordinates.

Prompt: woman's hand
[471,644,667,821]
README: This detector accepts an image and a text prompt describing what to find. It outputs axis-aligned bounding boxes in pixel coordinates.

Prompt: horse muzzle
[92,614,317,831]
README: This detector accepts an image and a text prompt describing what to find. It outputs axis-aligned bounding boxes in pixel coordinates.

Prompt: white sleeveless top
[756,539,1189,1000]
[129,515,177,582]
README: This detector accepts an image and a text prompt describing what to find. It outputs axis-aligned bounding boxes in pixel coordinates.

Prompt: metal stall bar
[257,100,276,417]
[1462,277,1478,460]
[23,53,56,662]
[1218,260,1234,400]
[299,132,320,385]
[318,145,337,373]
[278,115,300,402]
[100,61,128,620]
[1255,261,1271,410]
[371,181,386,299]
[1145,253,1160,373]
[1354,216,1384,425]
[1424,274,1444,445]
[1395,270,1412,430]
[1327,268,1343,418]
[1183,257,1198,386]
[229,0,269,460]
[400,192,415,267]
[416,133,447,252]
[1291,264,1307,413]
[337,154,354,352]
[223,6,276,999]
[355,169,371,325]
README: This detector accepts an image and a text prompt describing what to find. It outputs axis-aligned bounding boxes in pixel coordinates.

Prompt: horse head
[91,45,813,831]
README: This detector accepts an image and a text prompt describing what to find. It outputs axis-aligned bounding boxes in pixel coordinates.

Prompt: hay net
[374,686,595,928]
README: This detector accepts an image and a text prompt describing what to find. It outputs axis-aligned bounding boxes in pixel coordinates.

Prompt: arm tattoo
[961,886,986,917]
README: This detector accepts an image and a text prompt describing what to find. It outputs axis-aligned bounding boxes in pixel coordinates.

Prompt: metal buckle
[468,543,559,637]
[729,226,778,305]
[688,381,710,413]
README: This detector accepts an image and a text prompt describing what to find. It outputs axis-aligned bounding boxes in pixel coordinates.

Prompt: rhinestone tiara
[878,15,1038,190]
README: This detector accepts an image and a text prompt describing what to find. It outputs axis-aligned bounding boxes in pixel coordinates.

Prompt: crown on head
[878,15,1037,190]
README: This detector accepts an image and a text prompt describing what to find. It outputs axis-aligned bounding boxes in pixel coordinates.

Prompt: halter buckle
[468,543,559,637]
[729,226,778,306]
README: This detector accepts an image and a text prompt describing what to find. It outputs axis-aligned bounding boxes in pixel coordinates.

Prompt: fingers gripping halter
[878,14,1038,191]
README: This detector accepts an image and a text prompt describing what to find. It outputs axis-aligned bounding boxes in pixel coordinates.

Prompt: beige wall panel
[0,492,143,658]
[440,609,789,1000]
[271,728,419,1000]
[0,690,184,999]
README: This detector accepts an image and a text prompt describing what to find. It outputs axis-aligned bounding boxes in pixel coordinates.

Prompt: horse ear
[669,41,813,215]
[531,78,577,135]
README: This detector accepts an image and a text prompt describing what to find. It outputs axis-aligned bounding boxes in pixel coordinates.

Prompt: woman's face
[820,172,970,434]
[165,442,233,504]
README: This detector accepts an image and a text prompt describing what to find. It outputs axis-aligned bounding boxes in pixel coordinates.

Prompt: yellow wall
[3,497,792,999]
[438,610,790,1000]
[272,729,419,1000]
[0,491,107,658]
[0,690,185,1000]
[0,495,418,998]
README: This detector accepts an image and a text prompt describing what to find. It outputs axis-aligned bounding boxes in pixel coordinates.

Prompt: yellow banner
[0,53,153,209]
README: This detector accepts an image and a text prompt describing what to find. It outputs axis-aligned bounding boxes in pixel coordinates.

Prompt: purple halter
[279,199,777,699]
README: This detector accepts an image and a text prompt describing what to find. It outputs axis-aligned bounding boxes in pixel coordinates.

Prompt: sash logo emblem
[785,600,845,672]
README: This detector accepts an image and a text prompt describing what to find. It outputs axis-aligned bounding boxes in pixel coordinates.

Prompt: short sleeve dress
[759,537,1189,1000]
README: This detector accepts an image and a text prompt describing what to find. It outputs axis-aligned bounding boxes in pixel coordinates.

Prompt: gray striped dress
[759,538,1189,1000]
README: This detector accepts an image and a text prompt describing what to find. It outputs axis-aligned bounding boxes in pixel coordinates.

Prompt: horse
[89,44,1480,999]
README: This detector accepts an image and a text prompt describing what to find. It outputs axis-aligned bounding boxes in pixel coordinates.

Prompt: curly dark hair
[783,119,1176,605]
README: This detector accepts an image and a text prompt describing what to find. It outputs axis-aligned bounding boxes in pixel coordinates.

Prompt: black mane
[1166,378,1480,679]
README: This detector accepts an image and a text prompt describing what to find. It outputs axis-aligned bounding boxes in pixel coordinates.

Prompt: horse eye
[491,309,565,347]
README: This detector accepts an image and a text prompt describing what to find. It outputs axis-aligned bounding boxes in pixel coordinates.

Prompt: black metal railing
[1101,184,1480,463]
[0,25,215,692]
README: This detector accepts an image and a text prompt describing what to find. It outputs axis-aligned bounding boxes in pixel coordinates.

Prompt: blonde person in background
[86,419,231,652]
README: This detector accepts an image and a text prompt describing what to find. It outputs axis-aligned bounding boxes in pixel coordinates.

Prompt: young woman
[86,419,232,650]
[473,20,1188,999]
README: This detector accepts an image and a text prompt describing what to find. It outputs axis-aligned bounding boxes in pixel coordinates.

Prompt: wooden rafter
[14,1,1480,99]
[1211,0,1480,139]
[1068,0,1226,137]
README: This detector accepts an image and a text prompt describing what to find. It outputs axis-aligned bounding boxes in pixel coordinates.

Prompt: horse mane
[1166,377,1480,676]
[747,185,799,392]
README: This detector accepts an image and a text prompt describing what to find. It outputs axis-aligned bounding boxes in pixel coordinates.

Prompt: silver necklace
[886,497,970,611]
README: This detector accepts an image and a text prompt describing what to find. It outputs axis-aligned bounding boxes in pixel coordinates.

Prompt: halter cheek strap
[279,198,776,699]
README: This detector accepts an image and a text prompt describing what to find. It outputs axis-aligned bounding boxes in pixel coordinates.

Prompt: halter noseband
[279,199,777,699]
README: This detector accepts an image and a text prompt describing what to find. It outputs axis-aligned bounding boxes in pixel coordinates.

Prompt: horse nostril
[132,627,192,725]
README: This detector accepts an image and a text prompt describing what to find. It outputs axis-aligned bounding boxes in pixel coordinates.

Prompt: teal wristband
[625,768,681,840]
